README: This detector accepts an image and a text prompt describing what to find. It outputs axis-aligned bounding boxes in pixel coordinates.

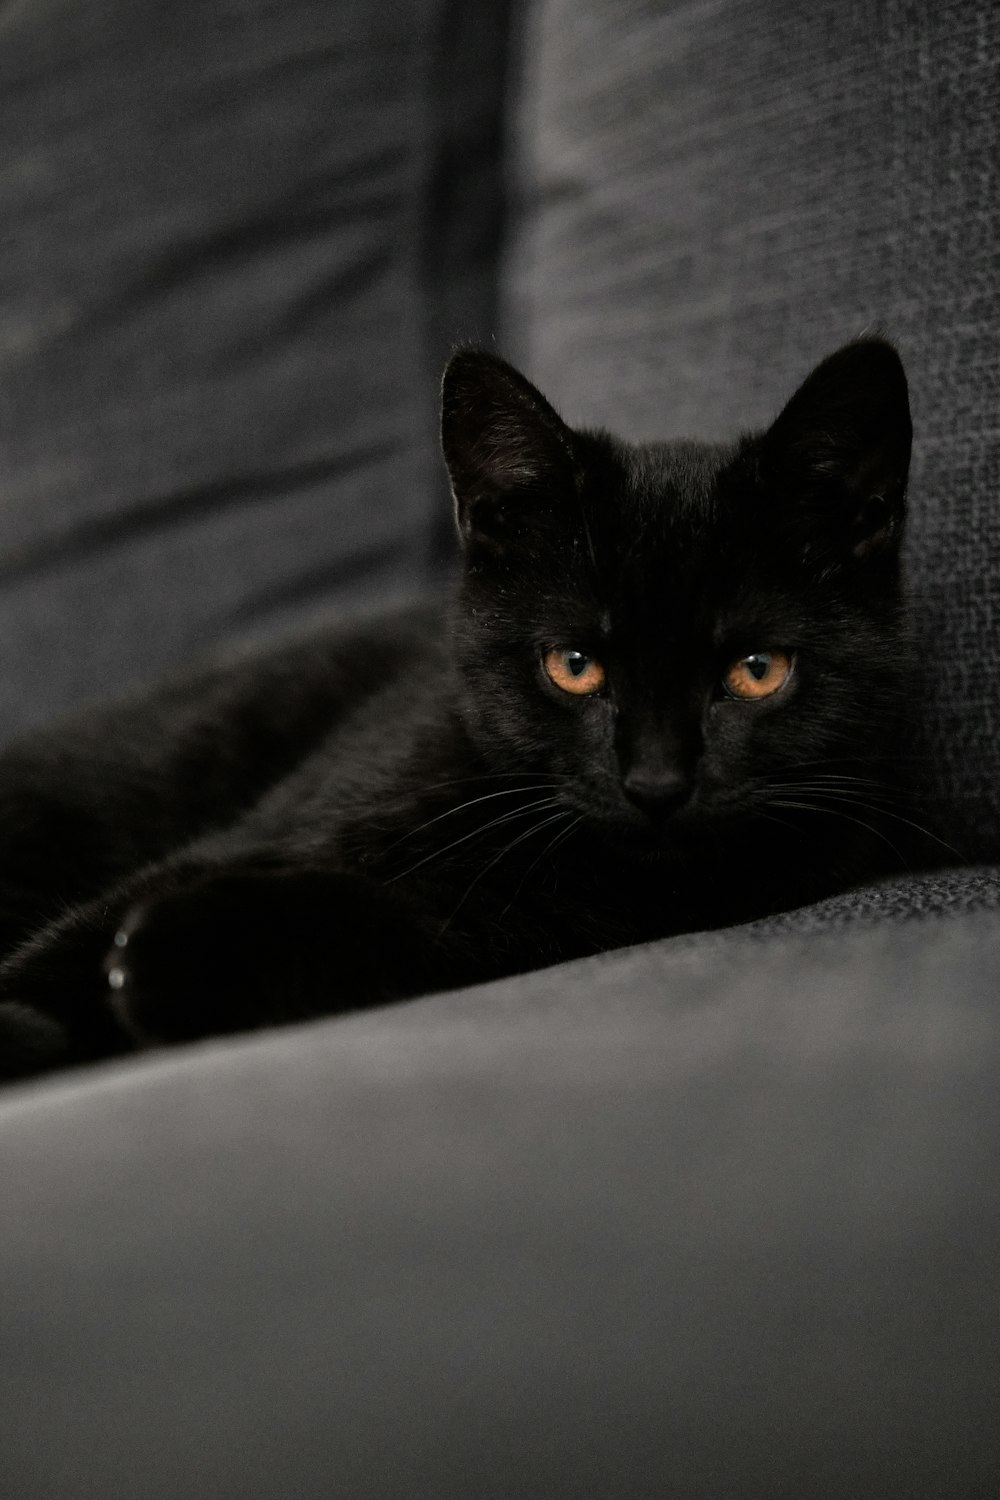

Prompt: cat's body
[0,339,918,1079]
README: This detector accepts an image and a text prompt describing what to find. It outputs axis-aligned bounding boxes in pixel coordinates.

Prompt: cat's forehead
[616,437,741,528]
[623,437,736,504]
[586,436,747,601]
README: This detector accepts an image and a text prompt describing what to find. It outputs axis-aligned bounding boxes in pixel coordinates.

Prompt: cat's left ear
[441,348,578,550]
[761,337,912,560]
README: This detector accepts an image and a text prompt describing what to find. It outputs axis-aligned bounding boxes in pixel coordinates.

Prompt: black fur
[0,339,919,1080]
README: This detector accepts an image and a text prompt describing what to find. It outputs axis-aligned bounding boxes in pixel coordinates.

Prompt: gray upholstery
[2,899,999,1498]
[1,2,998,1492]
[0,0,510,734]
[708,862,1000,938]
[505,0,1000,862]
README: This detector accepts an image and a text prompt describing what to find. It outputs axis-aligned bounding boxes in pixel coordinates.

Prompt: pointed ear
[441,349,577,549]
[762,338,912,560]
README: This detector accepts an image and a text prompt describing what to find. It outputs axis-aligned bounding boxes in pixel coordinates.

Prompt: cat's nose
[622,767,692,817]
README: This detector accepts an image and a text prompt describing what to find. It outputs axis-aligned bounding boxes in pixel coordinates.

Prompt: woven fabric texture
[0,0,510,733]
[506,0,1000,859]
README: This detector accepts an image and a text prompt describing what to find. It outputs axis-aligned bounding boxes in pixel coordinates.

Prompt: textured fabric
[2,903,999,1497]
[0,0,510,733]
[505,0,1000,860]
[705,861,1000,941]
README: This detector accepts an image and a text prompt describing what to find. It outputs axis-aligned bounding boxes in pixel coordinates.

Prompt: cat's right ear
[760,337,912,562]
[441,349,577,550]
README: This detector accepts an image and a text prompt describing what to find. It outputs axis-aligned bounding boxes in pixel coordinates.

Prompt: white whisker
[439,809,574,934]
[388,797,562,883]
[769,785,963,861]
[770,797,908,866]
[379,783,561,857]
[498,813,584,922]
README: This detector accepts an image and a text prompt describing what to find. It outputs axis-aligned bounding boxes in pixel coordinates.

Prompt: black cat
[0,337,917,1080]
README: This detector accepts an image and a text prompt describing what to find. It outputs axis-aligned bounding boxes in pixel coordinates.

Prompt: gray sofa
[1,2,998,1494]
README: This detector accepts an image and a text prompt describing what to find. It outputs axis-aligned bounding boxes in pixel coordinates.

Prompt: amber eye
[543,648,606,696]
[723,651,792,701]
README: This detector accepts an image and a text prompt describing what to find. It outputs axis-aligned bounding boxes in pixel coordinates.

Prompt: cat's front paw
[0,1001,72,1081]
[104,869,419,1046]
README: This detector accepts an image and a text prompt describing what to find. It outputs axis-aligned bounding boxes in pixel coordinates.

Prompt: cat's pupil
[566,652,589,677]
[746,654,771,681]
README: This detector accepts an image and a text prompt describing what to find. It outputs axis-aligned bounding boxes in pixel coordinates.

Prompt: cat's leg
[0,855,446,1076]
[0,1002,76,1081]
[0,890,142,1079]
[0,853,246,1078]
[102,867,440,1046]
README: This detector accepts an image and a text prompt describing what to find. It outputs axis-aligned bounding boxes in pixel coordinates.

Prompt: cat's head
[440,339,912,856]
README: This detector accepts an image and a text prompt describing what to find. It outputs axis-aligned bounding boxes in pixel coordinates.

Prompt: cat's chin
[584,800,737,863]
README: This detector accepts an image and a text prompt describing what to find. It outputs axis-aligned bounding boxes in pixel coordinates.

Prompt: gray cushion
[0,0,510,733]
[740,862,1000,934]
[2,889,999,1497]
[505,0,1000,861]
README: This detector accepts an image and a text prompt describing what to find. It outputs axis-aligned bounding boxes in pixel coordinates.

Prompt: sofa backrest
[0,0,511,734]
[504,0,1000,861]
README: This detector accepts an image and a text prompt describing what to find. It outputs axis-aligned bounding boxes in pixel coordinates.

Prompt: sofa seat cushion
[2,883,998,1496]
